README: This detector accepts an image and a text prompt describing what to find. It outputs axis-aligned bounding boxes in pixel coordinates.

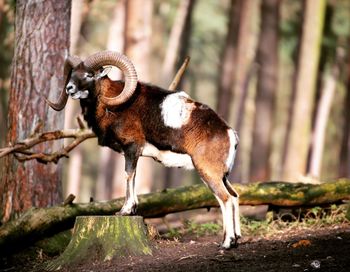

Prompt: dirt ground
[1,223,349,272]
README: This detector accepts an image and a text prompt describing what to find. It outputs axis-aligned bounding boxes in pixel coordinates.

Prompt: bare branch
[76,115,87,129]
[168,56,190,91]
[0,128,95,163]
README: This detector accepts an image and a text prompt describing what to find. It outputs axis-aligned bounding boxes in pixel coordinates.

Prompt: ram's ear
[95,66,112,79]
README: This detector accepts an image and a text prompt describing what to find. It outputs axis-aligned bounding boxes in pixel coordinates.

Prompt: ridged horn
[83,51,138,106]
[46,55,82,111]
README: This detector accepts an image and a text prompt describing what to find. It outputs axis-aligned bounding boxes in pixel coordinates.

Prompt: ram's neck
[97,78,124,98]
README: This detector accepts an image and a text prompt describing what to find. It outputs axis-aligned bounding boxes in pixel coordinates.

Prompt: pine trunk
[249,0,279,181]
[309,62,340,178]
[0,0,71,223]
[164,0,196,189]
[161,0,194,86]
[283,0,326,181]
[124,0,154,195]
[339,49,350,178]
[216,0,241,119]
[228,0,259,183]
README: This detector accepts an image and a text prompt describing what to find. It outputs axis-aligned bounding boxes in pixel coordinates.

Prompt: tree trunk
[232,0,259,128]
[106,0,126,80]
[96,147,117,201]
[0,0,5,158]
[228,0,259,183]
[216,0,242,119]
[94,0,126,201]
[64,0,89,200]
[280,1,304,180]
[46,216,152,270]
[0,0,14,164]
[0,80,6,149]
[1,179,349,252]
[309,51,343,178]
[249,0,279,182]
[163,0,196,189]
[339,47,350,178]
[124,0,154,195]
[161,0,194,87]
[283,0,326,181]
[0,0,71,223]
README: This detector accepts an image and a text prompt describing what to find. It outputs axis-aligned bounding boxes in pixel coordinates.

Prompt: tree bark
[0,0,71,223]
[95,0,126,201]
[0,0,14,164]
[161,0,194,87]
[283,0,326,181]
[249,0,279,182]
[232,0,259,129]
[163,0,196,189]
[216,0,242,119]
[1,179,349,252]
[309,49,344,178]
[339,46,350,178]
[124,0,154,195]
[46,216,152,270]
[64,0,89,200]
[228,0,259,183]
[0,80,6,149]
[0,0,5,153]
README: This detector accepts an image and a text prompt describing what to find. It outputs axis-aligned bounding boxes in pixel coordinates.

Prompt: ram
[47,51,241,249]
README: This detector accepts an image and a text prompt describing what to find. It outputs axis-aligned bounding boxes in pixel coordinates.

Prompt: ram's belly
[142,142,194,170]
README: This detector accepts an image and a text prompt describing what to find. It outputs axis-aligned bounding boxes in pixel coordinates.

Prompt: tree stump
[46,216,152,271]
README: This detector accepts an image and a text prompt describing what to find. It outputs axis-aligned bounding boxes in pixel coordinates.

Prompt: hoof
[116,205,137,216]
[221,236,240,250]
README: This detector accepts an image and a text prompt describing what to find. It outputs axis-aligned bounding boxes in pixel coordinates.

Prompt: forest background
[0,0,349,220]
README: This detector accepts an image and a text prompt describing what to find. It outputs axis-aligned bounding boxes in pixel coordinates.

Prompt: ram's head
[46,51,138,111]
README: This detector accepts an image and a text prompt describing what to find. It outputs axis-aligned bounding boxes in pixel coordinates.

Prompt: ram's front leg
[119,144,140,215]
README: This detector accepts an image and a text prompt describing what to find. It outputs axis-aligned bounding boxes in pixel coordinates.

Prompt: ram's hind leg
[202,176,237,249]
[193,159,236,249]
[223,176,241,242]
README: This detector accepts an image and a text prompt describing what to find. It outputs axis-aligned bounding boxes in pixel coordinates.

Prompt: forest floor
[1,206,349,272]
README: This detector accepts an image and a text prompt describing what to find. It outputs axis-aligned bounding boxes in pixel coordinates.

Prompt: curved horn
[84,51,138,106]
[46,56,82,111]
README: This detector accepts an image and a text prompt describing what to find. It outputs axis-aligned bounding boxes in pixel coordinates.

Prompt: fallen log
[0,179,349,253]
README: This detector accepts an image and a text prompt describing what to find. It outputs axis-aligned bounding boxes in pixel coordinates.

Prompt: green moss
[45,216,152,271]
[35,230,72,256]
[346,204,350,221]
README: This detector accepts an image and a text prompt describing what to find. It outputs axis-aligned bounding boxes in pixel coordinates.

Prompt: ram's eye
[84,73,94,79]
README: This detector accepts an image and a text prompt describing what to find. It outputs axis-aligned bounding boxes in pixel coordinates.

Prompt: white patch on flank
[161,91,195,129]
[226,129,239,171]
[142,142,194,170]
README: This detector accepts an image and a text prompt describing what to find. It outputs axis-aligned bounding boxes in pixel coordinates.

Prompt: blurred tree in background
[0,0,14,161]
[283,0,326,182]
[250,0,279,182]
[0,0,350,206]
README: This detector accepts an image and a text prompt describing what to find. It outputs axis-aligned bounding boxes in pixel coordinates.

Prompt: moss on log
[1,179,350,253]
[45,216,151,271]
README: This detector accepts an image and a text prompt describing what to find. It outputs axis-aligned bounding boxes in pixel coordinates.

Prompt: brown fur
[69,70,240,248]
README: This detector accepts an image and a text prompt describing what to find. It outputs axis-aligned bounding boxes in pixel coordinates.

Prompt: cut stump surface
[46,215,152,271]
